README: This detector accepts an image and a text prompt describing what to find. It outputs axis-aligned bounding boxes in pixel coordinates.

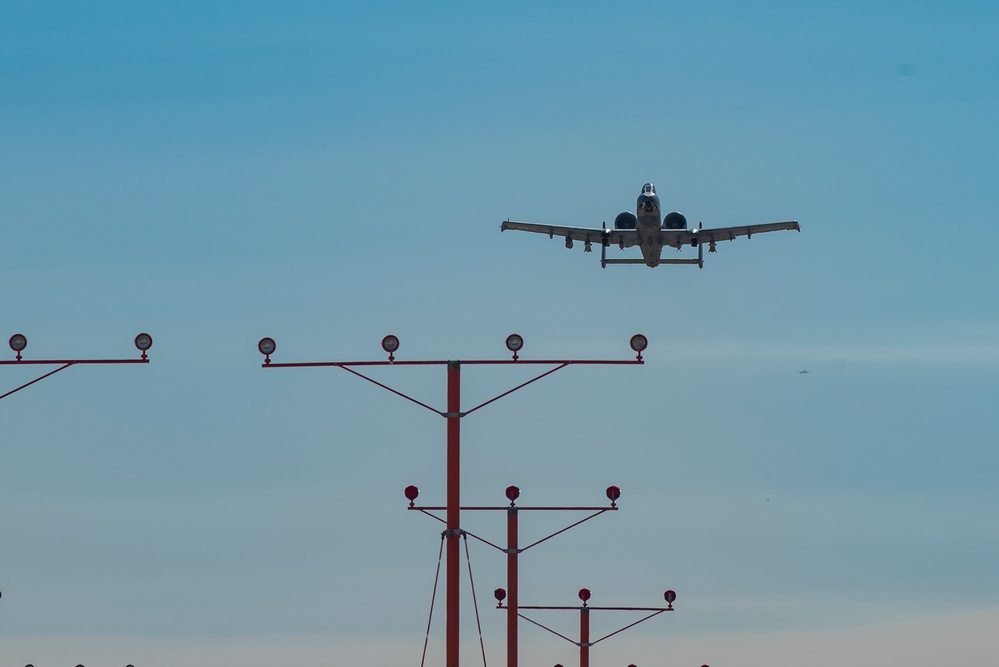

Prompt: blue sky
[2,1,998,665]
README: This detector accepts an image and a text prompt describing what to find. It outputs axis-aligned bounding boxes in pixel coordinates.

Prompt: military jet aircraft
[501,183,800,268]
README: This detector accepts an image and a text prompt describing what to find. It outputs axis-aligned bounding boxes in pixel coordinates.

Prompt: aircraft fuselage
[636,184,664,267]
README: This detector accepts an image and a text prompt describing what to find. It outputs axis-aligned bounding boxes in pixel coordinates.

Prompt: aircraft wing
[500,220,639,248]
[663,220,800,249]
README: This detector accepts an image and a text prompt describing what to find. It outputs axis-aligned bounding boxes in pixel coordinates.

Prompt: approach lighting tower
[257,333,648,667]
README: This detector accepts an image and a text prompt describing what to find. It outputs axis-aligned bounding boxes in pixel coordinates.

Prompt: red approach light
[505,485,520,503]
[404,485,419,506]
[494,588,506,602]
[578,588,591,602]
[664,589,677,609]
[606,485,621,506]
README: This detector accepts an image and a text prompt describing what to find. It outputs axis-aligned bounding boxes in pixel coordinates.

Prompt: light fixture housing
[258,338,277,364]
[9,333,27,353]
[630,333,648,360]
[505,333,524,360]
[134,333,153,354]
[381,335,400,361]
[664,589,677,609]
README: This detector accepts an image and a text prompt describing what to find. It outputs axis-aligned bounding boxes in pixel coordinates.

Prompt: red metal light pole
[1,333,153,400]
[506,487,519,667]
[579,589,590,667]
[258,333,647,667]
[446,359,461,664]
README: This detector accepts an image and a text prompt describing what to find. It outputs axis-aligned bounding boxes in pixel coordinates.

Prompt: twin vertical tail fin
[601,222,607,269]
[698,222,703,269]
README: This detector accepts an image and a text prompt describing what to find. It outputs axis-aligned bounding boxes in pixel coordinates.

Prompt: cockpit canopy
[641,183,656,196]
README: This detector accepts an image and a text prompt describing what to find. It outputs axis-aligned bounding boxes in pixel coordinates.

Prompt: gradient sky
[2,2,998,665]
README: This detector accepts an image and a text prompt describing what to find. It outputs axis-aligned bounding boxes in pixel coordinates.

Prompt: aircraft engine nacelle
[614,211,638,229]
[663,211,687,230]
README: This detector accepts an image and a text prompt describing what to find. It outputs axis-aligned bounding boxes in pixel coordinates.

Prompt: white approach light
[134,333,153,352]
[629,333,648,360]
[9,334,27,353]
[258,337,277,364]
[381,335,400,361]
[505,333,524,360]
[258,337,277,356]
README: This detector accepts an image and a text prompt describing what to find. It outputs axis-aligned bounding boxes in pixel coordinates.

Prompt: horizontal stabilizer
[601,258,701,265]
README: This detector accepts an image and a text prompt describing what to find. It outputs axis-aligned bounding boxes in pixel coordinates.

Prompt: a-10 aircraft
[501,183,800,268]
